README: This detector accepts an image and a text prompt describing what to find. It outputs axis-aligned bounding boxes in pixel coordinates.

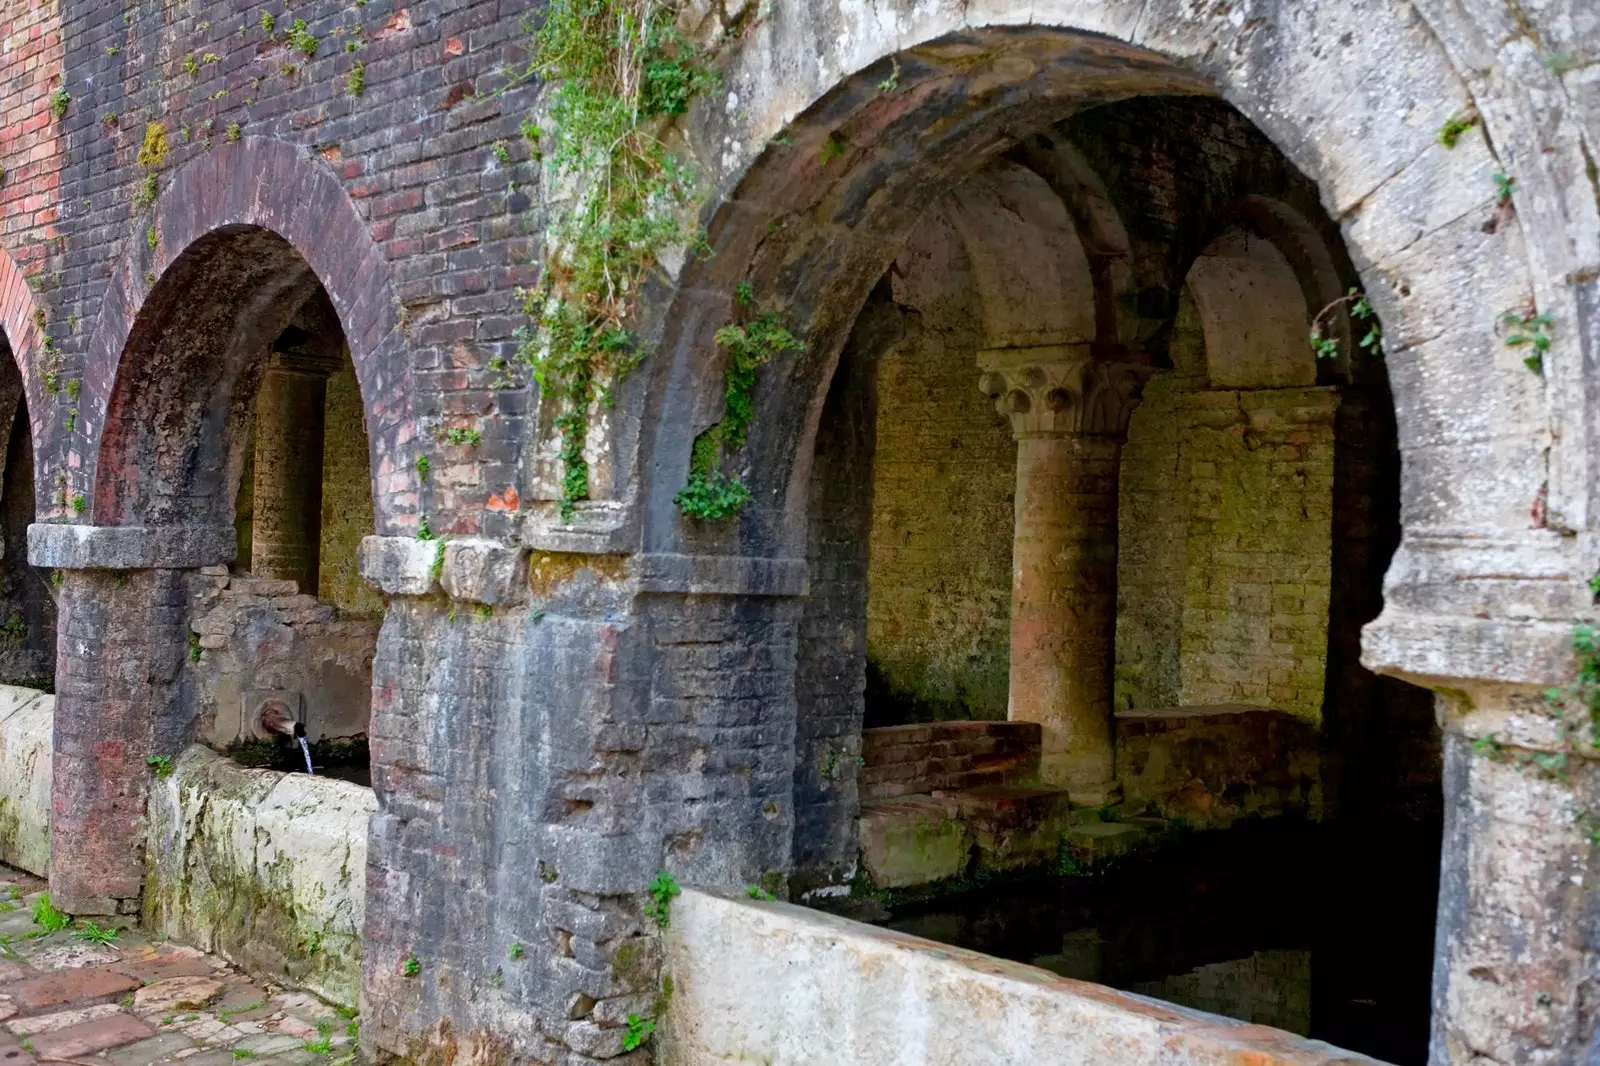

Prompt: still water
[866,820,1438,1065]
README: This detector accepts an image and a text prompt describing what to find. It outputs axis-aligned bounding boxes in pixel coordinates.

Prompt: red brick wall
[859,721,1040,802]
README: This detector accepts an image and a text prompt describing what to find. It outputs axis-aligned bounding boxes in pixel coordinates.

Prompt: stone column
[251,349,341,592]
[978,351,1147,799]
[28,523,236,915]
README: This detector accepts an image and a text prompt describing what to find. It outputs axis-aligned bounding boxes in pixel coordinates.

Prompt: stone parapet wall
[0,685,50,876]
[144,745,373,1010]
[859,721,1042,802]
[662,887,1386,1066]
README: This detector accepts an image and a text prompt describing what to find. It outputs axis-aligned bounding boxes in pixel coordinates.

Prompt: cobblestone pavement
[0,867,358,1066]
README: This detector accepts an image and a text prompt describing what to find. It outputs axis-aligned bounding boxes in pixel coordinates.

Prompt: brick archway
[75,136,415,533]
[0,245,54,478]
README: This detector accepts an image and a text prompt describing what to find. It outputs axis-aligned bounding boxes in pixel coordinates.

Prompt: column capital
[976,347,1153,439]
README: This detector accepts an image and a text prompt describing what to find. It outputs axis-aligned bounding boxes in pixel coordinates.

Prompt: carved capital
[977,347,1151,439]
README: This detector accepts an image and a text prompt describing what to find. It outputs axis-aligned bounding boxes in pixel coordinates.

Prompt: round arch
[76,137,415,532]
[626,15,1553,578]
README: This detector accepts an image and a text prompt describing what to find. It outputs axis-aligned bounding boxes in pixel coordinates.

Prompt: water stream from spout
[298,736,315,776]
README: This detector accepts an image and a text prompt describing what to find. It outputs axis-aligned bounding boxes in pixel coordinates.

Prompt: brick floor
[0,868,359,1066]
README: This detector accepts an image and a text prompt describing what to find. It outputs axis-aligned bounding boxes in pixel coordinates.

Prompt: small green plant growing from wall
[675,292,805,520]
[261,12,276,34]
[415,454,429,480]
[621,1014,656,1052]
[49,89,70,121]
[508,942,524,959]
[346,62,365,97]
[226,123,242,143]
[513,0,719,519]
[492,140,512,166]
[146,227,159,250]
[184,55,199,75]
[443,426,481,446]
[71,493,85,515]
[287,19,318,57]
[745,885,775,901]
[1494,171,1517,205]
[402,956,421,977]
[642,870,680,927]
[1437,110,1478,148]
[189,632,202,661]
[146,754,174,778]
[1309,287,1382,361]
[0,614,26,642]
[1499,304,1555,373]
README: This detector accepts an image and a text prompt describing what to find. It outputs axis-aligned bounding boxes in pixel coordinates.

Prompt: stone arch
[78,137,413,533]
[632,15,1548,578]
[1184,224,1317,389]
[0,246,55,481]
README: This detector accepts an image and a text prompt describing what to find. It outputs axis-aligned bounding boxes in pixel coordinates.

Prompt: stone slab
[26,525,236,570]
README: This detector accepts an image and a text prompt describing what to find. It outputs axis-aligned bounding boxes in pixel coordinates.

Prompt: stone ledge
[1362,606,1578,689]
[27,524,236,570]
[360,537,530,604]
[635,553,807,597]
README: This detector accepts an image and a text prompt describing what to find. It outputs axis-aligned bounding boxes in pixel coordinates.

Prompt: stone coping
[662,887,1390,1065]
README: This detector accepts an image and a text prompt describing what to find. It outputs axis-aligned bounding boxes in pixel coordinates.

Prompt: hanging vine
[675,286,804,520]
[515,0,718,520]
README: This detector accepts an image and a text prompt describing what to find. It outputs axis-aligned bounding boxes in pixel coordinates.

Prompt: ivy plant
[515,0,718,520]
[675,298,804,521]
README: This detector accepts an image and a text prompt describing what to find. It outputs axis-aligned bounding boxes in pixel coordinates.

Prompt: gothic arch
[77,137,414,532]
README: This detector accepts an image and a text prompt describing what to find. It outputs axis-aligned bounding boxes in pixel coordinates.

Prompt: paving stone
[99,1031,196,1066]
[29,943,122,971]
[133,978,225,1014]
[29,1013,154,1059]
[7,1003,125,1035]
[231,1033,303,1055]
[115,957,220,984]
[170,1052,245,1066]
[0,964,30,985]
[9,967,142,1011]
[0,1032,34,1066]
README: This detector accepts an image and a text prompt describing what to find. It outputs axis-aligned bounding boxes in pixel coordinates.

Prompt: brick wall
[864,216,1015,725]
[187,568,378,746]
[318,349,380,616]
[859,721,1041,802]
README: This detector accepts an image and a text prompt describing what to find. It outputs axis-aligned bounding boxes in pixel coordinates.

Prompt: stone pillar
[978,351,1147,798]
[251,349,340,592]
[28,523,236,915]
[1430,694,1600,1066]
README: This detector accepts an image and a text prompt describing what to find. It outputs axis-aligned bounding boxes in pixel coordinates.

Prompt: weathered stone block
[27,524,236,570]
[357,535,440,597]
[440,538,527,605]
[858,797,972,888]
